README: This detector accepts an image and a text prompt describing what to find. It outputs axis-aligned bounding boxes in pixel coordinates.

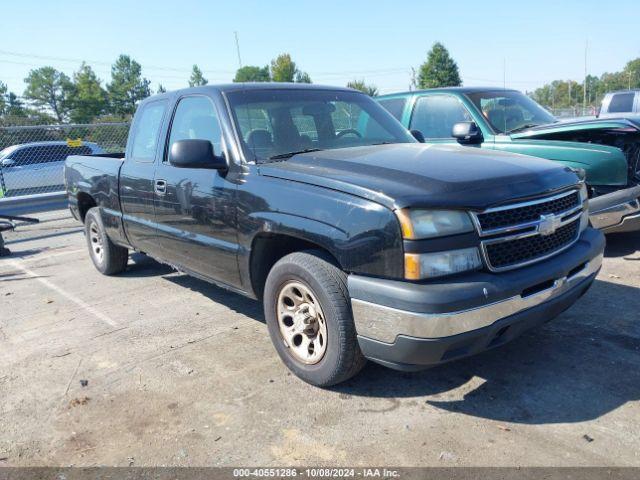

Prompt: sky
[1,0,639,96]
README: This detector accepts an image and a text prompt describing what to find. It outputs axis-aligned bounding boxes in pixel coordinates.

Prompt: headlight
[395,209,475,239]
[579,183,589,232]
[405,248,482,280]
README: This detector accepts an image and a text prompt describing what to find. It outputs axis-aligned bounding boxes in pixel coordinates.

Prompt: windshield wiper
[507,123,540,133]
[268,148,324,160]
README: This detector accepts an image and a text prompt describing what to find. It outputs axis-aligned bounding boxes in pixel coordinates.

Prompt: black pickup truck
[65,84,604,387]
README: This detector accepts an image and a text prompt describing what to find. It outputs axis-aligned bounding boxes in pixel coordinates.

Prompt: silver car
[0,141,104,195]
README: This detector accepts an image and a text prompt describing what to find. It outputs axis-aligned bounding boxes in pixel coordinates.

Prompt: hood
[258,143,580,210]
[508,118,638,186]
[511,117,640,139]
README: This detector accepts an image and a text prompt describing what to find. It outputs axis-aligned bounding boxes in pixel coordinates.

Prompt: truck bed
[65,154,126,220]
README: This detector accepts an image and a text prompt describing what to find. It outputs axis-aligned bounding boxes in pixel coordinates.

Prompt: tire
[84,207,128,275]
[263,250,366,387]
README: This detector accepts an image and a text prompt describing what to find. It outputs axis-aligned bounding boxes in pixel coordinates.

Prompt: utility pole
[583,39,588,113]
[503,57,506,89]
[629,71,633,90]
[234,31,242,69]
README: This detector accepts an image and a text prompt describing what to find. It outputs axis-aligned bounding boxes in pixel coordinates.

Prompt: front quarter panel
[236,165,404,294]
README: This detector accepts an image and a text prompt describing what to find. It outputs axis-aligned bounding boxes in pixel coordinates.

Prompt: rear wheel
[264,250,366,387]
[84,207,128,275]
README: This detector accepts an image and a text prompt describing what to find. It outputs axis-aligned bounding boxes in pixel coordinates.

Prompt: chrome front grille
[472,189,584,272]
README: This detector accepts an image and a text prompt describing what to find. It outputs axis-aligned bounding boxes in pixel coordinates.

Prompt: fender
[235,173,405,295]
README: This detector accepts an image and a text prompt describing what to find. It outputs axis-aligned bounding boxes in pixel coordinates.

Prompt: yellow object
[404,254,421,280]
[395,209,415,239]
[66,138,83,148]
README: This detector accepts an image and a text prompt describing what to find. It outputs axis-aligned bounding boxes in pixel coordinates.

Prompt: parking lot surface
[1,210,639,466]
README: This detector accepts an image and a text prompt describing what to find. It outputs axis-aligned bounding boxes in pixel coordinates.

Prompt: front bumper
[589,184,640,233]
[349,227,604,370]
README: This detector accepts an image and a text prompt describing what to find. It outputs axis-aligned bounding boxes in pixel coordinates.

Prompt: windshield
[226,89,415,162]
[466,91,556,134]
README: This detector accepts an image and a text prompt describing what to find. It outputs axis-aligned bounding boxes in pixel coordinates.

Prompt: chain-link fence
[547,106,599,119]
[0,123,129,198]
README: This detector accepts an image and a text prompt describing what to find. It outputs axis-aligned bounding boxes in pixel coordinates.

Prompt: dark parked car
[65,84,604,386]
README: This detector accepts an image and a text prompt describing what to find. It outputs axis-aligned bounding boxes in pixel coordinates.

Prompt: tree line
[531,58,640,111]
[3,41,634,126]
[0,44,461,126]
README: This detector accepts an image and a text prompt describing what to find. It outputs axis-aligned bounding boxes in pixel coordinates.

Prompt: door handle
[154,179,167,195]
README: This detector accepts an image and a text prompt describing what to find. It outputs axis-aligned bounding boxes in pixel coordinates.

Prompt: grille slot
[478,191,579,231]
[485,219,580,270]
[472,189,584,272]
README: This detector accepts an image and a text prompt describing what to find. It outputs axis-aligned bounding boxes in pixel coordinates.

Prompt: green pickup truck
[377,87,640,233]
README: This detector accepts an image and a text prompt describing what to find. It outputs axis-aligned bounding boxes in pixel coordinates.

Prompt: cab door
[119,99,168,255]
[153,94,240,287]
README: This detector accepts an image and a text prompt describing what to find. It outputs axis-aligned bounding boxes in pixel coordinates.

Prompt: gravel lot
[1,209,639,467]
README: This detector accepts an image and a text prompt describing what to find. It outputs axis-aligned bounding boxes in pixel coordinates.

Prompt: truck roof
[145,83,359,103]
[377,86,520,99]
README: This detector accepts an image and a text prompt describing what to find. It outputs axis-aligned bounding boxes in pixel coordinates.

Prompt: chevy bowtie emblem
[538,213,562,236]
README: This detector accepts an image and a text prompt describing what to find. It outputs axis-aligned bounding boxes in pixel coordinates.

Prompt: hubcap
[276,281,327,364]
[89,221,104,264]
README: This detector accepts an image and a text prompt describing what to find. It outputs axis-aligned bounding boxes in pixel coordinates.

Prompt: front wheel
[84,207,128,275]
[263,250,366,387]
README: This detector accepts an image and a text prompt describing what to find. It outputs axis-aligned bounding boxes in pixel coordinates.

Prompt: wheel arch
[249,231,341,300]
[76,191,97,223]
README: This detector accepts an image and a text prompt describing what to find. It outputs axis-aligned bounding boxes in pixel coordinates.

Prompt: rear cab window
[129,100,168,162]
[607,93,635,113]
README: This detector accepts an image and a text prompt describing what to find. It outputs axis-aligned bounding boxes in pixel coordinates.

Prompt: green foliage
[0,82,6,115]
[23,66,74,122]
[532,57,640,110]
[270,54,297,82]
[417,42,462,89]
[107,55,151,116]
[233,65,271,82]
[295,71,312,84]
[157,84,167,93]
[69,63,107,123]
[0,83,28,126]
[346,79,378,96]
[270,54,312,83]
[188,65,208,87]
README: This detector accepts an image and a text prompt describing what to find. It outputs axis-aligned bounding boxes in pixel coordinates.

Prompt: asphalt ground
[1,210,638,466]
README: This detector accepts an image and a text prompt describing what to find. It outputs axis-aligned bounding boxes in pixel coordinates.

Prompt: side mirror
[410,129,425,143]
[452,122,483,144]
[1,158,16,168]
[169,139,227,170]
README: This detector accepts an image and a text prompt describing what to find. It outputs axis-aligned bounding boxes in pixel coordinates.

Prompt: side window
[410,95,472,139]
[378,98,406,121]
[167,96,223,159]
[130,100,167,162]
[608,93,635,113]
